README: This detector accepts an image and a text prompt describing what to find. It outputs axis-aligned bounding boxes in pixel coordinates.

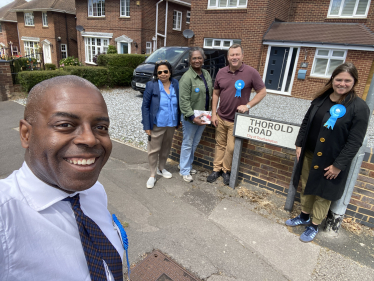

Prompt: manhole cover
[130,250,201,281]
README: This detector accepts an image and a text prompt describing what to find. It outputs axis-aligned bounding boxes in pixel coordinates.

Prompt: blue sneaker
[300,226,319,243]
[285,214,310,227]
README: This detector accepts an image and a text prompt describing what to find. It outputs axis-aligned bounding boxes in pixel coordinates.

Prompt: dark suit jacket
[294,91,370,201]
[141,78,180,131]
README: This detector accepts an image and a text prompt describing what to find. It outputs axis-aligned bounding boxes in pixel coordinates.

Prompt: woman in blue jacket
[141,61,180,188]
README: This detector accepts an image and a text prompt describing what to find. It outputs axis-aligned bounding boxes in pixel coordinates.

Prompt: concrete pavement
[1,100,374,280]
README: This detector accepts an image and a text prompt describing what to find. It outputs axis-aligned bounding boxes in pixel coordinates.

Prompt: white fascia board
[168,0,191,7]
[21,36,40,42]
[0,19,18,22]
[81,32,113,38]
[263,41,374,52]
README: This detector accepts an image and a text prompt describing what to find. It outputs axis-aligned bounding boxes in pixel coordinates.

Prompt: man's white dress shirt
[0,162,124,281]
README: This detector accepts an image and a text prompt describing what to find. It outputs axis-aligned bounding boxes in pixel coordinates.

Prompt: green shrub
[107,45,117,54]
[18,70,69,92]
[45,63,56,70]
[107,66,134,87]
[64,66,108,87]
[96,54,146,68]
[59,56,81,67]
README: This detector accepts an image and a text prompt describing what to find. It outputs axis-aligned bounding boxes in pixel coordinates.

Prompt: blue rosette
[112,214,130,280]
[324,104,346,130]
[235,80,245,98]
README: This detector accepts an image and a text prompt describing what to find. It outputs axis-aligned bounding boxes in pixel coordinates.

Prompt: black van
[131,46,227,93]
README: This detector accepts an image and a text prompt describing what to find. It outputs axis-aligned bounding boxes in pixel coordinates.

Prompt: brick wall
[0,21,20,57]
[170,124,374,228]
[0,61,14,98]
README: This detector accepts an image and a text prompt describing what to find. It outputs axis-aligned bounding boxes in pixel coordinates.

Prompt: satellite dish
[76,25,85,32]
[183,29,195,39]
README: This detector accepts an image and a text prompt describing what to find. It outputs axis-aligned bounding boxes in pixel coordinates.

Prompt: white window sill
[42,25,48,27]
[85,61,97,65]
[173,28,181,31]
[88,16,106,18]
[206,7,247,10]
[326,15,367,19]
[309,74,330,79]
[25,25,35,27]
[186,22,190,25]
[119,16,130,18]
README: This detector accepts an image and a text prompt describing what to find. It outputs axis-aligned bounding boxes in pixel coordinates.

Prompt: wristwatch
[246,104,251,110]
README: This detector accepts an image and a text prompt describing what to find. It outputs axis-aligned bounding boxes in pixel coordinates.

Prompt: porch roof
[263,22,374,48]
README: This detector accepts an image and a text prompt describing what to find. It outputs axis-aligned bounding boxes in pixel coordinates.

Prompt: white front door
[43,43,52,63]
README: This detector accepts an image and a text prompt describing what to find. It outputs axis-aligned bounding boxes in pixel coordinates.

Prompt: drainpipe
[164,0,168,46]
[155,0,163,51]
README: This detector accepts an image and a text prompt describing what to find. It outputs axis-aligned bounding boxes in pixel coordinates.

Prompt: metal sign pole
[324,74,374,233]
[284,159,298,211]
[229,137,243,189]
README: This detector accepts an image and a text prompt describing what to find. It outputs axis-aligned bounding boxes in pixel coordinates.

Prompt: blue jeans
[180,114,206,175]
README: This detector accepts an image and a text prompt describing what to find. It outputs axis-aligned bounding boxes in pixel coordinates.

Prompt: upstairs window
[173,11,182,31]
[42,12,48,26]
[24,12,34,26]
[311,49,347,77]
[88,0,105,17]
[204,38,242,49]
[120,0,130,17]
[208,0,248,8]
[146,42,152,54]
[186,11,190,24]
[328,0,371,18]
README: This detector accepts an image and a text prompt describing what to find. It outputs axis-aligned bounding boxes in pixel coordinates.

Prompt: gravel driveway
[14,87,374,150]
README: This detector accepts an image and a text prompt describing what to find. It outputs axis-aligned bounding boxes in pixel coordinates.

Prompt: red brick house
[11,0,78,66]
[0,0,26,58]
[75,0,191,65]
[190,0,374,100]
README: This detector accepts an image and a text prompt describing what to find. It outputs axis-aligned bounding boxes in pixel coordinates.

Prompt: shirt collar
[227,63,245,73]
[17,162,87,212]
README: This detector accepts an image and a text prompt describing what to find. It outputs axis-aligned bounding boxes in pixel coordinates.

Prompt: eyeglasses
[157,70,169,75]
[156,60,168,64]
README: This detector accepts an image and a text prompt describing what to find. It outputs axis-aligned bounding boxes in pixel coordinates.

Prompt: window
[311,49,347,77]
[42,12,48,26]
[24,12,34,26]
[24,41,39,60]
[61,44,67,59]
[146,42,152,54]
[208,0,248,8]
[0,23,2,33]
[328,0,371,17]
[88,0,105,17]
[186,11,190,24]
[12,46,18,56]
[120,0,130,17]
[204,38,242,49]
[85,37,109,63]
[173,11,182,31]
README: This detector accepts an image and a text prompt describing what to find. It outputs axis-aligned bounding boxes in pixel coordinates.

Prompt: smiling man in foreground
[0,76,124,280]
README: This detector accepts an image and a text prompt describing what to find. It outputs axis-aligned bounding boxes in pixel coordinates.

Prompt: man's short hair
[228,44,243,54]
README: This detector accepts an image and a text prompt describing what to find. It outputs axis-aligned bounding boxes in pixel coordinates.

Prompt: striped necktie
[63,194,123,281]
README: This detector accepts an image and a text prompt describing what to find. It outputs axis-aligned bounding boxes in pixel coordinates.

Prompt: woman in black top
[286,63,370,242]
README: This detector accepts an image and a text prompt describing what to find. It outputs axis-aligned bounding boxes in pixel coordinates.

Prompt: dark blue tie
[63,194,123,281]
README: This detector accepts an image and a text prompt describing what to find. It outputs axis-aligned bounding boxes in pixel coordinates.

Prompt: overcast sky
[0,0,32,9]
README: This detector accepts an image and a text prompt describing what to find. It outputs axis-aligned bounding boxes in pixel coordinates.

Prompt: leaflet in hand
[194,110,212,124]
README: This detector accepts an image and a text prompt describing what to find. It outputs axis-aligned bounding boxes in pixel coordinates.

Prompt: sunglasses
[157,70,169,75]
[156,60,168,64]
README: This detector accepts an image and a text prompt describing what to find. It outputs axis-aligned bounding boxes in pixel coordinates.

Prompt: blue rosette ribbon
[324,104,346,130]
[235,80,245,98]
[112,214,130,280]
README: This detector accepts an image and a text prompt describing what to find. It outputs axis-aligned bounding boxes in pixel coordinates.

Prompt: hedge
[45,63,56,70]
[64,66,108,87]
[96,54,146,68]
[18,70,69,92]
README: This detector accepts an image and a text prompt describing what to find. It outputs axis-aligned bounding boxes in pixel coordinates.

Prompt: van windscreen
[145,47,187,65]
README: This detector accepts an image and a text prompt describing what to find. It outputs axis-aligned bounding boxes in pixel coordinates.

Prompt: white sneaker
[146,177,156,188]
[179,173,193,182]
[157,168,172,179]
[178,164,197,175]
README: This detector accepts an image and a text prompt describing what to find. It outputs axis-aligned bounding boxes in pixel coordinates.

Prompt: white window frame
[204,38,242,50]
[24,41,40,60]
[208,0,248,9]
[42,12,48,27]
[327,0,371,18]
[120,0,130,17]
[186,11,190,24]
[311,48,347,78]
[12,46,18,56]
[146,42,152,54]
[84,37,110,64]
[61,44,67,59]
[24,12,34,26]
[173,10,182,31]
[88,0,105,17]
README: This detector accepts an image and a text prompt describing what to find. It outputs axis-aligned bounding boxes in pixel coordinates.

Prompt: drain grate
[130,250,201,281]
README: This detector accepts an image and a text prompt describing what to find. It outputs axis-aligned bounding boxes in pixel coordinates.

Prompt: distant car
[131,46,227,93]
